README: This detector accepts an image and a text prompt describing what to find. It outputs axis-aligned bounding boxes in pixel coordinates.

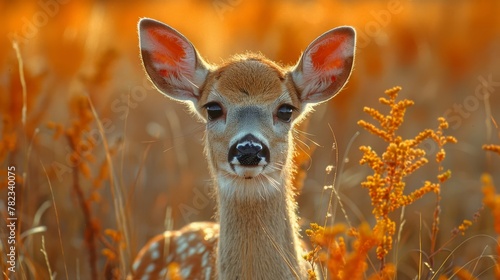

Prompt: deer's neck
[214,172,305,280]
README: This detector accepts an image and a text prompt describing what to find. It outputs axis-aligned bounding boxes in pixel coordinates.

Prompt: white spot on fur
[187,233,197,242]
[196,242,206,254]
[145,263,155,274]
[178,252,184,260]
[132,259,141,271]
[181,265,193,278]
[148,242,160,260]
[204,267,212,280]
[148,241,159,251]
[150,249,160,260]
[166,254,174,263]
[188,247,196,256]
[176,237,188,253]
[202,251,209,267]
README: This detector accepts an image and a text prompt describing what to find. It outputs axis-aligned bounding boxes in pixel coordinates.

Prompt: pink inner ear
[147,27,186,68]
[310,34,348,71]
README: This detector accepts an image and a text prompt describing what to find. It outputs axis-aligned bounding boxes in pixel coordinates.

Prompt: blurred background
[1,0,499,278]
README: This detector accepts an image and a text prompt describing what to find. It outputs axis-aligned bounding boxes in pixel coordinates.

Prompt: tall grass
[0,0,499,279]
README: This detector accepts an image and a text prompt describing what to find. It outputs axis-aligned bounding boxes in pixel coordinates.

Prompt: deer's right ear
[291,27,355,105]
[138,18,209,102]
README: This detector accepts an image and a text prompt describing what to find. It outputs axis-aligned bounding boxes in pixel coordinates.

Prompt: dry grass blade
[12,42,26,128]
[40,236,54,280]
[40,161,69,280]
[86,95,131,275]
[430,235,499,280]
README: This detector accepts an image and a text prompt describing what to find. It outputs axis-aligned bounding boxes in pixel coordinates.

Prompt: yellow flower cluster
[482,140,500,277]
[482,174,500,233]
[358,87,456,262]
[483,144,500,155]
[456,219,473,236]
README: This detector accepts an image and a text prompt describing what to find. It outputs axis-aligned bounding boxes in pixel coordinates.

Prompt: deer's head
[138,19,355,200]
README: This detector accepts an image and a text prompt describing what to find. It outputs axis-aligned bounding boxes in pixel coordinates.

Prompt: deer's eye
[204,102,224,121]
[276,104,294,123]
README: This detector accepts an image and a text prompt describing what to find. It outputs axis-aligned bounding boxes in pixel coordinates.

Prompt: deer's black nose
[228,134,270,166]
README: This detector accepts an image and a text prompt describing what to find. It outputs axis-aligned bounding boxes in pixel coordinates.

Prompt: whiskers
[260,173,281,194]
[292,127,318,171]
[218,169,239,186]
[292,127,319,148]
[254,175,267,200]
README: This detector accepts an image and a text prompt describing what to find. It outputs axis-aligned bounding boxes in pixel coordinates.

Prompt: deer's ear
[138,18,209,102]
[291,27,356,104]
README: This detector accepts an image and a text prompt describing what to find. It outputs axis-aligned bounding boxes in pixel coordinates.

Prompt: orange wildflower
[482,174,500,234]
[358,87,456,264]
[483,144,500,155]
[305,222,380,280]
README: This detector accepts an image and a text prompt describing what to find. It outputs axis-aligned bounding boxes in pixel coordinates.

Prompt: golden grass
[305,87,500,279]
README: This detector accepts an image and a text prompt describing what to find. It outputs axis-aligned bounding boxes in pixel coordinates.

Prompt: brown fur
[199,54,299,108]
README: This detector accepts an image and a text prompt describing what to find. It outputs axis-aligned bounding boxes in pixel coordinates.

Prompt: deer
[130,18,356,280]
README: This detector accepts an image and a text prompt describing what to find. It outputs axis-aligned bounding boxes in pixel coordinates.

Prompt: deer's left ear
[138,18,210,103]
[291,27,356,104]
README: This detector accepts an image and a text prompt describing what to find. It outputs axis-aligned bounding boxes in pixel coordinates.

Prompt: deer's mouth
[229,164,266,179]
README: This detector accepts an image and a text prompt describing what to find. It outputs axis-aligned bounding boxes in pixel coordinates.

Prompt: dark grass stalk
[380,255,386,273]
[68,137,98,280]
[430,140,447,270]
[73,168,98,279]
[429,200,441,269]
